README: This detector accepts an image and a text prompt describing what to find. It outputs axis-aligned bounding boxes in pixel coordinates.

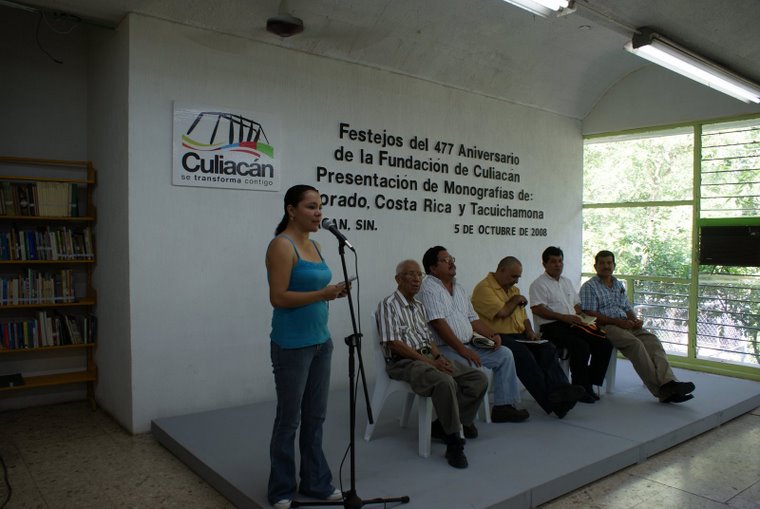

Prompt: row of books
[0,269,76,305]
[0,312,96,350]
[0,226,94,261]
[0,181,80,217]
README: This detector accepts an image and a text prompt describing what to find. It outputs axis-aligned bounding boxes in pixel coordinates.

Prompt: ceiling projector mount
[266,0,303,37]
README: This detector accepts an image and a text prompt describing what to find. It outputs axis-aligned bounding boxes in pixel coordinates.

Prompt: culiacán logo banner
[173,102,282,191]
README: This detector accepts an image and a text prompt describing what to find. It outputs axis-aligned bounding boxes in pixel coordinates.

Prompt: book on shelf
[0,182,81,217]
[0,226,94,261]
[0,311,94,350]
[0,269,76,305]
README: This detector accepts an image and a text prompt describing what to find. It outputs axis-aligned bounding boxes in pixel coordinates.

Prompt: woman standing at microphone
[266,184,347,509]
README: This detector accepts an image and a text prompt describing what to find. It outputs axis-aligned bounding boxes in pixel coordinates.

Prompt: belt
[387,345,433,364]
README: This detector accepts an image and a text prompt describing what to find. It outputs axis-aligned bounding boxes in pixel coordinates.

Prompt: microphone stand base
[291,490,410,508]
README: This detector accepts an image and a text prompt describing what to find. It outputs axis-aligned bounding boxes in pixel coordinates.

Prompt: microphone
[321,218,355,251]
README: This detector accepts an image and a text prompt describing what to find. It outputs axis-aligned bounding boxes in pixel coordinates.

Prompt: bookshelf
[0,156,97,410]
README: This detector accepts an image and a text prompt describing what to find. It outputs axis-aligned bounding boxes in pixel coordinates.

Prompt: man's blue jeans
[268,339,334,504]
[438,342,521,406]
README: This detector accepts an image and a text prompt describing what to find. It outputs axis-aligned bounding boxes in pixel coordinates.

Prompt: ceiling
[11,0,760,119]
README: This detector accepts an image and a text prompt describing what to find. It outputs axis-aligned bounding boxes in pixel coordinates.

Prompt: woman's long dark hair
[275,185,319,235]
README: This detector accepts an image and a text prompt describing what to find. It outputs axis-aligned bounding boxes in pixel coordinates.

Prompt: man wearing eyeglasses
[472,256,587,418]
[419,246,529,423]
[580,250,695,403]
[377,259,488,469]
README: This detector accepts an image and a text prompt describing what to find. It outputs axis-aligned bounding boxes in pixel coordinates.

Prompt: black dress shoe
[662,393,695,404]
[578,392,596,404]
[445,439,468,469]
[548,384,587,404]
[463,423,478,439]
[659,380,695,401]
[553,400,575,419]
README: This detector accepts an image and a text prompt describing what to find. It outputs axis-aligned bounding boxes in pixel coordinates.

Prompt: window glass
[582,205,692,278]
[584,131,693,204]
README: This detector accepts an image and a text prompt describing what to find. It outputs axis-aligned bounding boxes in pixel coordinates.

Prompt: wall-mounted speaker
[699,225,760,266]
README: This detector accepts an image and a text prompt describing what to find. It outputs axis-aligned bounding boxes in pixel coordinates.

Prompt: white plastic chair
[364,312,434,458]
[477,366,493,423]
[559,346,617,394]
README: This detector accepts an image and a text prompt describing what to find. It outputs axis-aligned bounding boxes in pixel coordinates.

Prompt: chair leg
[400,392,415,428]
[477,367,493,423]
[364,381,391,441]
[417,396,432,458]
[479,385,492,423]
[605,347,617,394]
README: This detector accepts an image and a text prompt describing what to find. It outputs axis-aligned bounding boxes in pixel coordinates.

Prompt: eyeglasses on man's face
[437,256,455,264]
[400,271,424,279]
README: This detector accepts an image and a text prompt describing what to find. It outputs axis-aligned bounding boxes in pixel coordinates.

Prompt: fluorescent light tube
[502,0,571,18]
[626,29,760,104]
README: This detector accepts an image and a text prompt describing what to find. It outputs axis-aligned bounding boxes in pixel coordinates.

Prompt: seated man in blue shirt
[580,250,695,403]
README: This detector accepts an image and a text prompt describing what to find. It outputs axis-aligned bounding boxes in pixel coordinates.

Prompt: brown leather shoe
[491,404,529,422]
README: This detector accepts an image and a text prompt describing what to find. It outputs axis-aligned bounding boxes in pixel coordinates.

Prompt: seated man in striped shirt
[419,246,530,423]
[377,259,488,469]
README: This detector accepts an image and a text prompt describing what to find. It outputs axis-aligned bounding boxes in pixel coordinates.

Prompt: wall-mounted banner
[172,102,281,191]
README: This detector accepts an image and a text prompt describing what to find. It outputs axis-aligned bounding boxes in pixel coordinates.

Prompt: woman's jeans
[268,339,334,504]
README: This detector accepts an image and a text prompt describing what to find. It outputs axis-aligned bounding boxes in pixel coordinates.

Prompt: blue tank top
[270,235,332,348]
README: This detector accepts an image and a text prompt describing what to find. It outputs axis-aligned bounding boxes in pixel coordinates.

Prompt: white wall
[125,15,583,432]
[583,65,760,135]
[87,18,133,430]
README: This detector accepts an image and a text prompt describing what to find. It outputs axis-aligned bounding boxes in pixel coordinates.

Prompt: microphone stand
[293,239,409,508]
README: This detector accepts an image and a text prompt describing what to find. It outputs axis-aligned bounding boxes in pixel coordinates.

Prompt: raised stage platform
[152,360,760,508]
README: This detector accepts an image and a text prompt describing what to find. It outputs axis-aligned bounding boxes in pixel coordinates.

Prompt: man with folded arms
[472,256,586,418]
[377,259,488,469]
[419,246,529,424]
[580,250,695,403]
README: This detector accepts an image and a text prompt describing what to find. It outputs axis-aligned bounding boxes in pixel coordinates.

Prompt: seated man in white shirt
[377,259,488,469]
[529,246,613,402]
[418,246,529,423]
[580,250,694,403]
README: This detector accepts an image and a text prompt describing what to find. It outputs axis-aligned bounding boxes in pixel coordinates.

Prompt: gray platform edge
[151,421,256,509]
[525,393,760,508]
[152,367,760,509]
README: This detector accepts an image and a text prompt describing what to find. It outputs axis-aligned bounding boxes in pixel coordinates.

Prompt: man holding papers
[472,256,586,418]
[529,247,613,403]
[580,250,695,403]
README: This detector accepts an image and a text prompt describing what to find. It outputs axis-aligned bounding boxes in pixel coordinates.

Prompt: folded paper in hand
[471,333,495,348]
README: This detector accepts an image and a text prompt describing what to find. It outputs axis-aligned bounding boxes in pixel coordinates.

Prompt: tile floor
[0,402,758,509]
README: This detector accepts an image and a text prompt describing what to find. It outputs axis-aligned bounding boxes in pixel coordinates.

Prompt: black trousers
[539,321,613,392]
[499,334,570,414]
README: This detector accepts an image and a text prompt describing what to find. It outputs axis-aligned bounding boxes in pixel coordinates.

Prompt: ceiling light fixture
[501,0,574,18]
[625,27,760,104]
